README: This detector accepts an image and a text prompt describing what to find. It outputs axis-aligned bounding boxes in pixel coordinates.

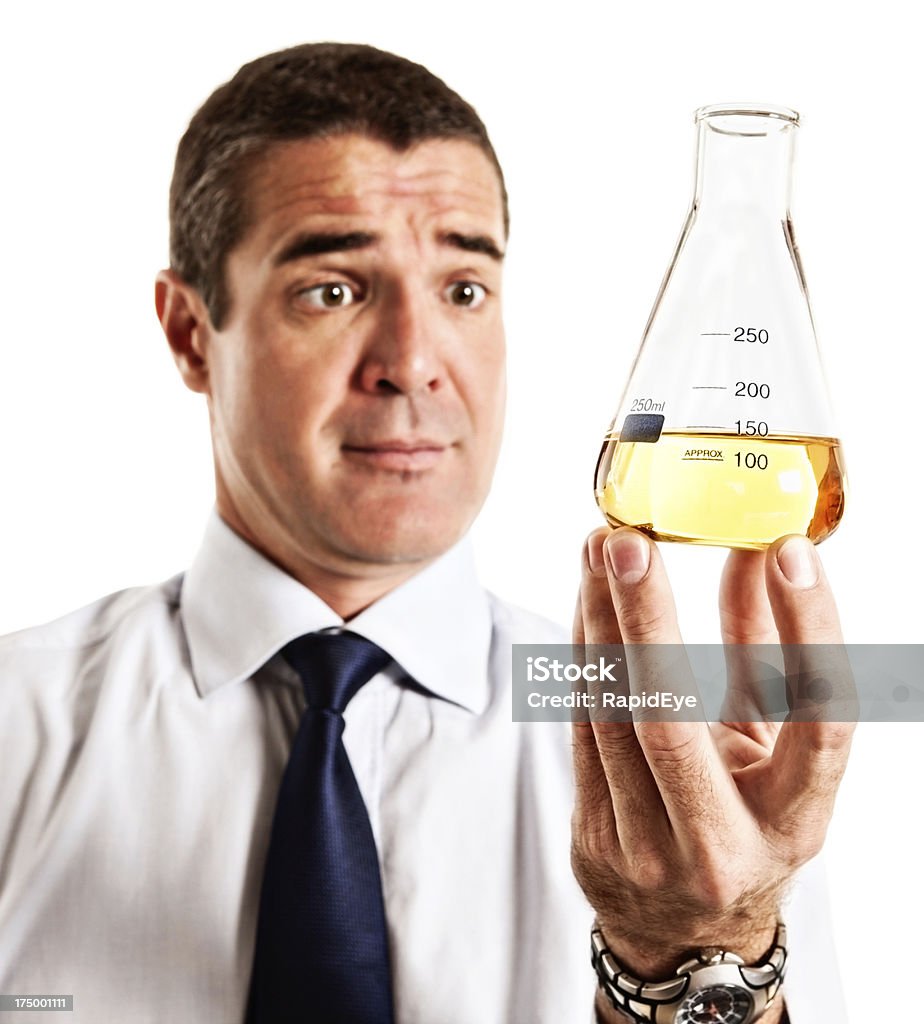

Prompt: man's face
[203,134,507,580]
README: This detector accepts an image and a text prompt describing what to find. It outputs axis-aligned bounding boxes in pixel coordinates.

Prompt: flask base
[594,432,846,551]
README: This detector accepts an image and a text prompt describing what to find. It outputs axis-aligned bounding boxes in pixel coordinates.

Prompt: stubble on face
[204,135,507,608]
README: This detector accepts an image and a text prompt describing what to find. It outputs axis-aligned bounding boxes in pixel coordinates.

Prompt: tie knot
[282,632,391,713]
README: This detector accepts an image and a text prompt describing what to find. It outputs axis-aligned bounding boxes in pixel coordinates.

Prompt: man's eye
[445,281,486,308]
[300,282,357,308]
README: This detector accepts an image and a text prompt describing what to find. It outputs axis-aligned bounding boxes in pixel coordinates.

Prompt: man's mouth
[341,440,450,472]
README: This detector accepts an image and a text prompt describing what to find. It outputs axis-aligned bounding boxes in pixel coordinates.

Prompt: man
[0,44,850,1023]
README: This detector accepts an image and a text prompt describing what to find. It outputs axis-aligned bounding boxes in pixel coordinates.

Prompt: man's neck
[215,504,436,620]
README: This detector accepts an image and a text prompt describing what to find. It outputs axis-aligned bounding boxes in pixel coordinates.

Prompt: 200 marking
[735,381,770,398]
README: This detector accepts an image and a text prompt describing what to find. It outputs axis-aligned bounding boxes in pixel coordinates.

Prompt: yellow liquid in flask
[595,432,846,550]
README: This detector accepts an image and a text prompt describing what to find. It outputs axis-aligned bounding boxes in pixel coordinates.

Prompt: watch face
[675,984,753,1024]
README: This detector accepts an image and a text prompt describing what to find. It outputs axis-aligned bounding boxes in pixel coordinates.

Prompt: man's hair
[169,42,508,328]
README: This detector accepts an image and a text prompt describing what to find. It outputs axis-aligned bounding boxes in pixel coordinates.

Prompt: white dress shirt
[0,513,844,1023]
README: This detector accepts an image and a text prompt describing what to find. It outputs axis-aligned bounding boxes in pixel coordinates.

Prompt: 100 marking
[736,452,768,470]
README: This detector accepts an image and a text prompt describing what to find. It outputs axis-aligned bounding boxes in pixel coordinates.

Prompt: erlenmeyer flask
[595,103,846,551]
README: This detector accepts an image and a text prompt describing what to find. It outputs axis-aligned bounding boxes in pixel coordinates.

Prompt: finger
[767,535,854,724]
[571,533,615,822]
[758,536,856,842]
[601,529,746,846]
[767,535,843,645]
[719,549,786,732]
[579,528,623,647]
[720,549,778,645]
[574,530,666,855]
[571,684,618,857]
[603,529,682,645]
[573,589,585,645]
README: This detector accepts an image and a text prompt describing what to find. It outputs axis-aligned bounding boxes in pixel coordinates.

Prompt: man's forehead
[244,134,505,240]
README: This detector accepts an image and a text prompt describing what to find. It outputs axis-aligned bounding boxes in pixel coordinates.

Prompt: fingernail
[777,536,819,588]
[606,531,650,584]
[587,533,606,575]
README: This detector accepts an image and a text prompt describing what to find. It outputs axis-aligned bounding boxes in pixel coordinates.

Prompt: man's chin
[326,503,474,569]
[336,526,462,568]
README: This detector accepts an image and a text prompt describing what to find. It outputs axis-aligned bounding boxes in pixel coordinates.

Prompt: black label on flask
[620,414,665,443]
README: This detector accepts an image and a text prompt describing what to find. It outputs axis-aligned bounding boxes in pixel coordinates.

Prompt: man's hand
[572,527,854,1019]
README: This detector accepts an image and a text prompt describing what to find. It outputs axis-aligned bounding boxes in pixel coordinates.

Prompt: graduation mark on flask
[736,451,769,469]
[698,327,770,343]
[735,381,771,398]
[735,419,770,436]
[734,327,770,344]
[628,397,665,413]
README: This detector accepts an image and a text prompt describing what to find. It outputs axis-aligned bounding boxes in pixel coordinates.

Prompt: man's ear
[155,270,214,395]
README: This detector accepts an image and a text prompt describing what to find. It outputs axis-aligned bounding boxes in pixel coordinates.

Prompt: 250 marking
[735,327,769,344]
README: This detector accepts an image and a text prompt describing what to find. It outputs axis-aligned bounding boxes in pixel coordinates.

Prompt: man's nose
[356,283,443,396]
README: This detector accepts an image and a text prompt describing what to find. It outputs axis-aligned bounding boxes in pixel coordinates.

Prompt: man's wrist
[594,891,781,979]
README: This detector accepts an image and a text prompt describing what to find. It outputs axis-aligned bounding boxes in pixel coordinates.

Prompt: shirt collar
[180,511,493,714]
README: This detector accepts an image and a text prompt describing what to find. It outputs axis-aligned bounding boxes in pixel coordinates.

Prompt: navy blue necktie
[246,631,395,1024]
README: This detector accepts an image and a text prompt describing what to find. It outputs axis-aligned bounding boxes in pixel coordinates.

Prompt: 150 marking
[735,419,769,436]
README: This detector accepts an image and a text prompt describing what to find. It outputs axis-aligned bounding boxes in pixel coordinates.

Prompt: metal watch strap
[590,922,788,1023]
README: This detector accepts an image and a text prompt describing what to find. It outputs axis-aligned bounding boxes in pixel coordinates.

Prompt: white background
[1,2,918,1018]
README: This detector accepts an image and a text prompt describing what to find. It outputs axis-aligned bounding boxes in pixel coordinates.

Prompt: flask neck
[694,108,797,217]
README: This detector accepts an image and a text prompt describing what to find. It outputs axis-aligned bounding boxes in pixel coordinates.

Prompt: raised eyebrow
[439,231,505,262]
[274,231,378,266]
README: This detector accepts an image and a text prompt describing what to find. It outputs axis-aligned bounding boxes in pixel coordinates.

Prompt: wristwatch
[590,922,787,1023]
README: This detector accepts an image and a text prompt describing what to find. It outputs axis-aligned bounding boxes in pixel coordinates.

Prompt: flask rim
[694,102,800,126]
